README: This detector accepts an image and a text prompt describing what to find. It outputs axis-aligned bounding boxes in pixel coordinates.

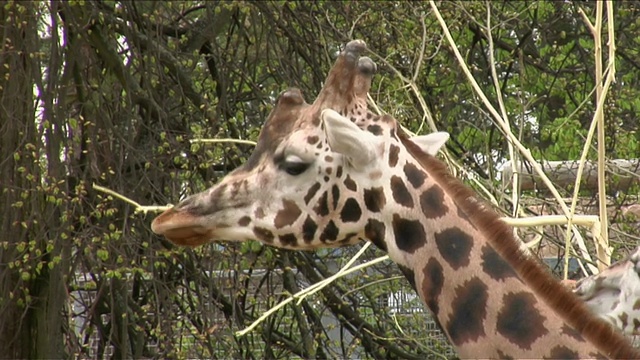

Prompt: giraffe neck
[370,133,637,359]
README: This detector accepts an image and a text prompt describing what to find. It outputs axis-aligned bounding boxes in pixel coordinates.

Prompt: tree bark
[0,2,67,358]
[502,159,640,194]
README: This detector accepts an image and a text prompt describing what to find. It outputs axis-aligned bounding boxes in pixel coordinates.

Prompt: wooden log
[502,159,640,193]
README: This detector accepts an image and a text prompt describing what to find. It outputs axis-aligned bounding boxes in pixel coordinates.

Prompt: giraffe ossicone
[151,40,639,359]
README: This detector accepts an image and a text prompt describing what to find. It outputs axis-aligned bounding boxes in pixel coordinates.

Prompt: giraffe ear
[410,132,450,155]
[322,109,378,168]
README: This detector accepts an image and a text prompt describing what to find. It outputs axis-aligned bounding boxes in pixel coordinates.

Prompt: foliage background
[1,1,639,358]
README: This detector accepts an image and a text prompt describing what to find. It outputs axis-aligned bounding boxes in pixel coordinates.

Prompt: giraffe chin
[162,227,212,247]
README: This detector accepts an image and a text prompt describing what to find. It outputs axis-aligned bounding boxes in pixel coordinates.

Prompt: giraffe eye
[280,160,310,176]
[278,154,312,176]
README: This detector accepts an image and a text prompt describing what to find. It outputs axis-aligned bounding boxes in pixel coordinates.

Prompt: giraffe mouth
[151,207,214,247]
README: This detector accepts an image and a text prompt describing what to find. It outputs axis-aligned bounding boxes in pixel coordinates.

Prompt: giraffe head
[574,246,640,335]
[151,40,448,250]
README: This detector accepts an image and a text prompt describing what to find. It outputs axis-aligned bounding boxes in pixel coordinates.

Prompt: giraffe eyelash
[278,154,310,176]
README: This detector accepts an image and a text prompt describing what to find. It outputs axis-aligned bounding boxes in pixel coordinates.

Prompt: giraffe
[151,40,639,359]
[571,245,640,337]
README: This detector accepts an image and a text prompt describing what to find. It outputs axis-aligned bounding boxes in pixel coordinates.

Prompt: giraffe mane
[398,129,640,359]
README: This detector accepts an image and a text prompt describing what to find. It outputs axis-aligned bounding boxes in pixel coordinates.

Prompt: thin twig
[484,4,521,239]
[235,247,388,337]
[412,13,428,83]
[190,138,257,146]
[92,183,171,214]
[568,3,616,273]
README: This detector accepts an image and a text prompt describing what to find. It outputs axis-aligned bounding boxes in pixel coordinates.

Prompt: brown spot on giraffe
[340,198,362,223]
[446,277,488,346]
[302,216,317,243]
[367,124,383,136]
[618,312,629,330]
[307,135,319,144]
[390,175,413,208]
[363,186,386,212]
[434,227,473,270]
[253,227,274,244]
[388,144,400,167]
[480,244,518,281]
[365,219,386,251]
[304,182,321,204]
[238,216,251,227]
[403,162,427,188]
[544,346,579,359]
[314,191,329,216]
[419,186,448,219]
[330,184,340,210]
[279,233,298,247]
[320,220,339,242]
[496,292,548,350]
[274,199,302,228]
[392,214,426,254]
[343,175,357,191]
[420,258,444,315]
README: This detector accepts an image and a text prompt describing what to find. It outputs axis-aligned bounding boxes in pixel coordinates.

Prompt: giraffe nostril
[175,196,221,216]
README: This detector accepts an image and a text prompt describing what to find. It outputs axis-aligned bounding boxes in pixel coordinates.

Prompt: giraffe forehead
[279,128,325,156]
[239,90,311,172]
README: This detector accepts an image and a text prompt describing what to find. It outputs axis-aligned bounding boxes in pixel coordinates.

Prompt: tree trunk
[0,3,68,358]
